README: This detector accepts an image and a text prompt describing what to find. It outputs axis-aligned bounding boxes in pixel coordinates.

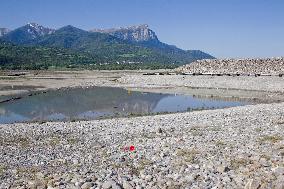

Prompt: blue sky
[1,0,284,58]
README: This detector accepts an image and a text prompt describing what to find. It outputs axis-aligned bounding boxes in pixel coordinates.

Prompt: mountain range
[90,24,158,42]
[2,23,55,44]
[0,23,215,70]
[90,24,214,64]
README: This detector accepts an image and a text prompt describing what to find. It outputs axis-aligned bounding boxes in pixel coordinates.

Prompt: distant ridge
[90,24,215,64]
[90,24,158,42]
[0,23,215,66]
[2,23,55,44]
[27,25,172,64]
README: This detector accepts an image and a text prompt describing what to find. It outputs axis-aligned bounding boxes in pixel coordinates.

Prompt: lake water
[0,86,248,124]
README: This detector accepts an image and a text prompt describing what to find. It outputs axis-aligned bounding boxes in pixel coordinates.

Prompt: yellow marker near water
[127,89,131,95]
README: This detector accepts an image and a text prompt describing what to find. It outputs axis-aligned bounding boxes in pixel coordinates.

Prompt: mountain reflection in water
[0,87,248,124]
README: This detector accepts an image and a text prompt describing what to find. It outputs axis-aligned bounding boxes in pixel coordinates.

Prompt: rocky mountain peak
[1,23,56,44]
[24,22,55,39]
[27,22,40,28]
[0,28,10,37]
[90,24,159,42]
[123,24,149,30]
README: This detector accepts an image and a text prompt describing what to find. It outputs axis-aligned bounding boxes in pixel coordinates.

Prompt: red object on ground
[129,145,135,151]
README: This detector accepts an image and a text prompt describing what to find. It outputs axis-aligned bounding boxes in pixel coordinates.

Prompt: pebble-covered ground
[1,102,284,189]
[0,70,283,98]
[118,75,284,93]
[176,57,284,75]
[1,70,284,188]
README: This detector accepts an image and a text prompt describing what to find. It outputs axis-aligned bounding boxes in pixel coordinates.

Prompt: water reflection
[0,87,248,124]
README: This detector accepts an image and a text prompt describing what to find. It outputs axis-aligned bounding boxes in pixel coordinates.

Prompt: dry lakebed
[0,70,284,189]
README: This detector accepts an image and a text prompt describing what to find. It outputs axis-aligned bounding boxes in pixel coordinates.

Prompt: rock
[166,180,173,186]
[123,181,133,189]
[275,179,284,189]
[139,171,146,179]
[102,180,114,189]
[160,152,165,158]
[101,180,121,189]
[217,165,230,173]
[27,179,46,189]
[145,175,153,181]
[259,158,269,167]
[72,159,79,165]
[192,164,200,169]
[119,156,126,162]
[81,182,94,189]
[272,167,284,176]
[70,178,78,183]
[222,176,231,183]
[112,183,122,189]
[249,155,260,162]
[244,179,261,189]
[58,180,65,186]
[75,181,84,187]
[35,172,45,179]
[184,175,194,183]
[95,181,102,188]
[46,179,55,187]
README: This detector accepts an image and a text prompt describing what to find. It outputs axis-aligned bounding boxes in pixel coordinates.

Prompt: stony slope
[176,58,284,75]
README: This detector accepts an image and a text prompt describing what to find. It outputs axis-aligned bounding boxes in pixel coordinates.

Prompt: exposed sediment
[176,58,284,75]
[0,70,284,188]
[0,102,284,188]
[118,75,284,93]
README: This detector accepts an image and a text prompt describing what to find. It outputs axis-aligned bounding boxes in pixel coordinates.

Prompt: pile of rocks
[176,57,284,75]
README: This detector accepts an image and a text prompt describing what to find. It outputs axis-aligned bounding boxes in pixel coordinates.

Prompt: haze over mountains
[0,23,215,69]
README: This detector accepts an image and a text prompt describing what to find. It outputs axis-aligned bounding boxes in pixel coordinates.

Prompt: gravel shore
[1,102,284,188]
[1,71,284,188]
[118,75,284,93]
[1,71,283,101]
[176,58,284,75]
